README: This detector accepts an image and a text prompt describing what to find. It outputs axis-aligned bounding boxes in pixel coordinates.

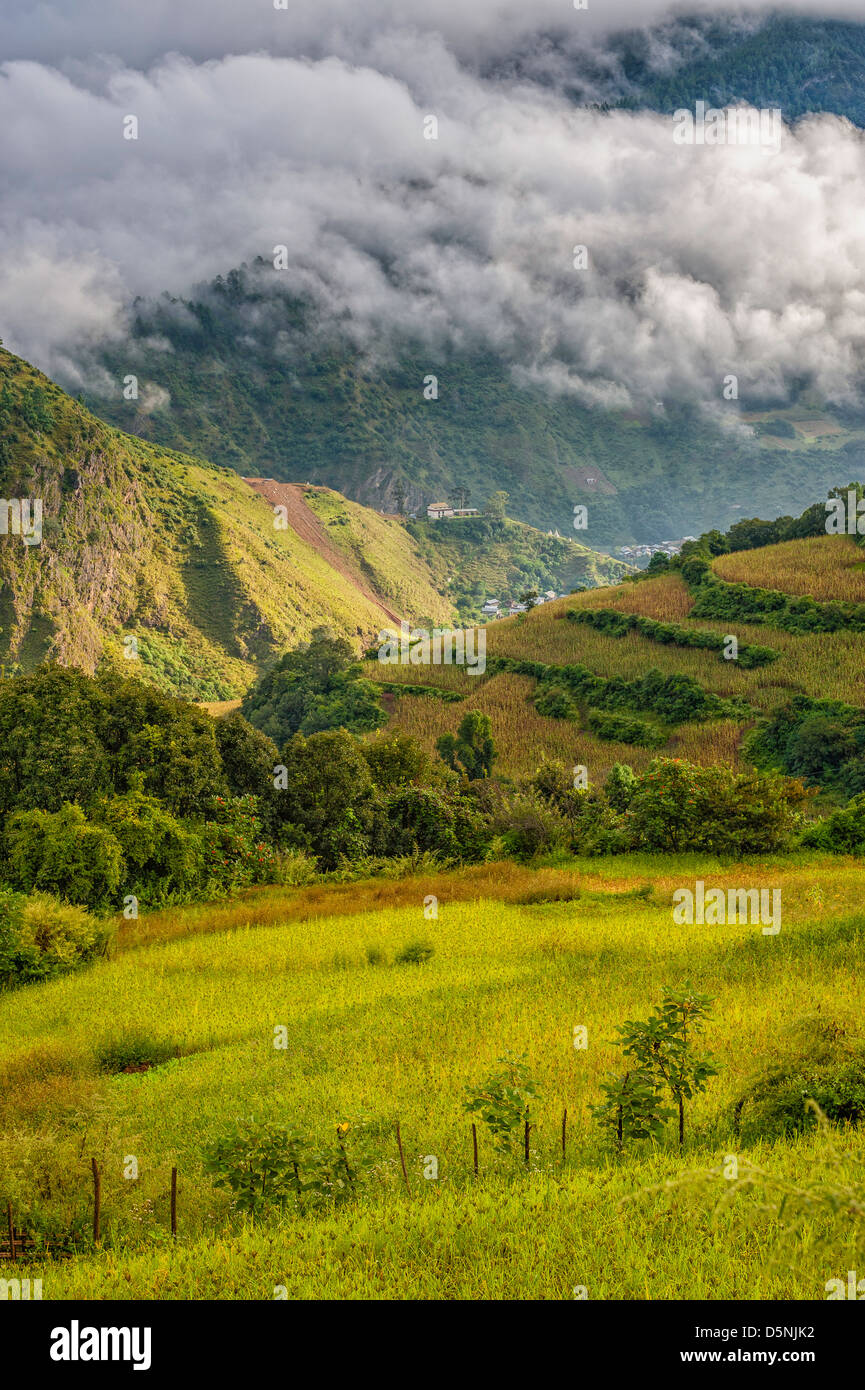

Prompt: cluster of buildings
[614,538,696,561]
[480,591,558,619]
[426,502,480,520]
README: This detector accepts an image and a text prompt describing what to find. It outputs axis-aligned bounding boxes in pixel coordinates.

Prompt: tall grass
[2,854,863,1298]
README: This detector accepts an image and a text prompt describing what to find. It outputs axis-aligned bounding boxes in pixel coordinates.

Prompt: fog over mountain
[3,0,865,418]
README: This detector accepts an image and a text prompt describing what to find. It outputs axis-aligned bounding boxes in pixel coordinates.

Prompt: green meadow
[2,853,864,1300]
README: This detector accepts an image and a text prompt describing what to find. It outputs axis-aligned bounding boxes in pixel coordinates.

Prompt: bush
[627,758,805,855]
[95,787,203,904]
[500,795,570,861]
[4,804,124,909]
[377,784,493,864]
[0,888,107,987]
[735,1022,865,1141]
[802,793,865,854]
[395,940,434,964]
[202,794,284,891]
[96,1033,178,1074]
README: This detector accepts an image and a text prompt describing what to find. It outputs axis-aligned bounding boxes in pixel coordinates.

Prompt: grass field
[3,853,864,1300]
[713,535,865,601]
[361,537,865,782]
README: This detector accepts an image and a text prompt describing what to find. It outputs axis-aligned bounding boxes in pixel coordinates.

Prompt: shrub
[500,795,570,861]
[96,1033,178,1074]
[463,1052,542,1156]
[802,793,865,854]
[395,940,434,964]
[202,794,283,891]
[95,787,203,904]
[627,758,805,855]
[735,1022,865,1141]
[4,804,124,909]
[0,888,107,988]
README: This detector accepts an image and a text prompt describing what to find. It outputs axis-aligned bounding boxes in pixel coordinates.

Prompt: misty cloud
[2,2,865,413]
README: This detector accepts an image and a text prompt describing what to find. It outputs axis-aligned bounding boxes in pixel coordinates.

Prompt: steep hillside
[0,349,437,699]
[80,265,862,547]
[0,348,627,699]
[364,533,865,781]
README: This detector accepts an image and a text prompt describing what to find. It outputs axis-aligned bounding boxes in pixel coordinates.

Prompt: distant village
[614,538,698,562]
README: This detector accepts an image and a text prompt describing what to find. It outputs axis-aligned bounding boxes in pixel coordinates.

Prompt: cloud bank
[2,1,865,413]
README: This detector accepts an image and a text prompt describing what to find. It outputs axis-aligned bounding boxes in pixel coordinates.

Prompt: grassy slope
[3,854,862,1298]
[364,535,865,779]
[0,347,630,699]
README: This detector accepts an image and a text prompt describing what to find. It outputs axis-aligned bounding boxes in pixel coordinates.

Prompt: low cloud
[1,5,865,414]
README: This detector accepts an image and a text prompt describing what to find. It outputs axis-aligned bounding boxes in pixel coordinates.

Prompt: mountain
[615,14,865,126]
[0,347,627,699]
[79,264,863,548]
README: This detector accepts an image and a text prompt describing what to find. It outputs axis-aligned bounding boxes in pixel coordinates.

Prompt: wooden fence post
[171,1167,177,1238]
[524,1117,530,1167]
[471,1123,478,1177]
[91,1158,101,1245]
[395,1124,410,1194]
[562,1108,567,1161]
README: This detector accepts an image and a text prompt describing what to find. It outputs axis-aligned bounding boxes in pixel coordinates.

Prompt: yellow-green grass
[2,854,863,1299]
[713,535,865,602]
[375,672,746,779]
[485,592,865,710]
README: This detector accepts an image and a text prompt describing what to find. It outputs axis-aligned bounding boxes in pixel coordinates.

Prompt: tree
[616,986,719,1148]
[241,628,385,745]
[519,588,539,610]
[436,711,496,779]
[485,490,509,520]
[448,485,470,510]
[272,729,376,867]
[214,711,280,797]
[361,732,429,789]
[393,478,407,515]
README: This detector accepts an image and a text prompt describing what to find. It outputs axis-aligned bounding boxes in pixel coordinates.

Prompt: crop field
[713,535,865,601]
[2,854,863,1300]
[376,672,747,779]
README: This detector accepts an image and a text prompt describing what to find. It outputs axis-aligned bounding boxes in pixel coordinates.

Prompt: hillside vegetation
[365,526,865,782]
[80,265,861,546]
[0,347,625,699]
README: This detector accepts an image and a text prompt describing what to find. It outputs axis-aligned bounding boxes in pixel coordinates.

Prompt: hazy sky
[3,0,865,415]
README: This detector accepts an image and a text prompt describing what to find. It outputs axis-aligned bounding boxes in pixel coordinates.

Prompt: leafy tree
[485,490,509,520]
[214,710,280,797]
[463,1052,541,1156]
[436,711,496,779]
[627,758,805,855]
[272,729,376,867]
[616,986,719,1148]
[605,762,638,812]
[590,1068,673,1154]
[4,804,124,910]
[361,731,429,789]
[241,628,385,745]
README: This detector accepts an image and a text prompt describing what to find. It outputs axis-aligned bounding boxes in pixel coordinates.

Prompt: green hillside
[364,525,865,787]
[618,14,865,126]
[80,265,863,547]
[0,348,627,699]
